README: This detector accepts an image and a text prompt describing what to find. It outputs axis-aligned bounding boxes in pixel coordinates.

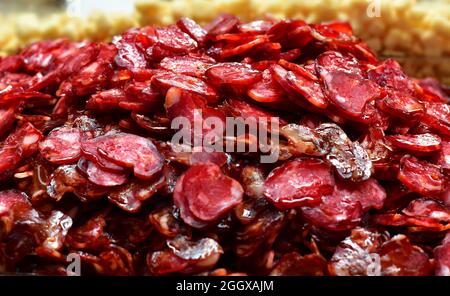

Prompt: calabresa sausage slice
[173,163,243,227]
[264,158,335,209]
[398,155,444,195]
[0,123,43,178]
[90,132,164,180]
[39,127,83,164]
[81,132,127,173]
[300,185,363,231]
[77,157,129,187]
[205,63,261,86]
[387,133,442,153]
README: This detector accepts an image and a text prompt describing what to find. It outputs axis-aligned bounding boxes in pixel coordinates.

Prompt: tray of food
[0,0,448,277]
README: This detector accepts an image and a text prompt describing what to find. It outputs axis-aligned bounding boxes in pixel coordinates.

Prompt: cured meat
[402,198,450,224]
[264,158,334,209]
[89,133,164,180]
[378,235,433,276]
[436,140,450,171]
[329,228,384,276]
[177,18,207,44]
[152,72,218,103]
[0,105,17,138]
[398,155,444,195]
[108,175,165,212]
[315,123,372,181]
[0,123,43,179]
[77,157,129,187]
[46,165,107,201]
[159,54,214,77]
[286,68,328,109]
[317,51,381,119]
[174,163,243,227]
[368,59,415,94]
[158,142,229,167]
[247,69,285,103]
[206,63,261,86]
[417,78,449,103]
[224,97,287,130]
[148,235,222,275]
[81,132,127,173]
[270,252,327,276]
[387,133,441,153]
[377,91,425,119]
[422,101,450,136]
[0,190,36,233]
[434,232,450,276]
[0,14,449,276]
[155,25,198,54]
[39,127,83,164]
[300,185,363,231]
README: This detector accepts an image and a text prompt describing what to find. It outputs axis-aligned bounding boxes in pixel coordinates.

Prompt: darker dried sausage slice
[108,175,165,212]
[47,165,107,201]
[0,190,34,224]
[434,232,450,276]
[402,198,450,224]
[379,235,433,276]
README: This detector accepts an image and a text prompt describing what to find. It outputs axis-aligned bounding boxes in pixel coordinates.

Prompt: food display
[0,13,449,276]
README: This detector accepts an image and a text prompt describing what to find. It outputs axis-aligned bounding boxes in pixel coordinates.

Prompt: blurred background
[0,0,449,83]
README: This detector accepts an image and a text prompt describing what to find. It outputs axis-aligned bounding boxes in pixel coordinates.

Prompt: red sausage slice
[206,63,261,86]
[300,185,363,231]
[91,133,164,180]
[176,17,207,44]
[174,163,243,227]
[387,133,442,153]
[81,133,127,173]
[152,72,218,103]
[77,157,128,187]
[264,158,335,209]
[398,155,444,195]
[159,54,214,77]
[39,127,83,164]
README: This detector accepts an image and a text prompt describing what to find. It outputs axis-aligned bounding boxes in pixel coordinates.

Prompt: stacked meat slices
[0,15,449,275]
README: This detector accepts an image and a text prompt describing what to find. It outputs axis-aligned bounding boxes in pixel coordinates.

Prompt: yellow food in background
[0,0,449,83]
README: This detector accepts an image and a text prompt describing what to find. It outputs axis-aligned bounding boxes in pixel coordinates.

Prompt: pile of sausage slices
[0,14,449,275]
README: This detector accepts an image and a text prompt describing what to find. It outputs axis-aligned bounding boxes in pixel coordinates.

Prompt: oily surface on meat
[0,14,449,276]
